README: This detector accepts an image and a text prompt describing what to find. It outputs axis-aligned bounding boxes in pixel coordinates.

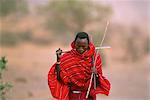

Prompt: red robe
[48,41,111,100]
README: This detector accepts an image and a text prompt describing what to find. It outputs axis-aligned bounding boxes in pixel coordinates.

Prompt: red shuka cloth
[48,42,111,99]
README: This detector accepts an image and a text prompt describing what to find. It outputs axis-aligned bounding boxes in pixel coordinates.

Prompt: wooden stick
[86,21,110,98]
[95,46,111,49]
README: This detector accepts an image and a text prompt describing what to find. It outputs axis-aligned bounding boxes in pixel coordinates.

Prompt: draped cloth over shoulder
[48,41,111,99]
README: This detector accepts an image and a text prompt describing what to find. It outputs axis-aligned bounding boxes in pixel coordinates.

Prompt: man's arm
[55,48,62,81]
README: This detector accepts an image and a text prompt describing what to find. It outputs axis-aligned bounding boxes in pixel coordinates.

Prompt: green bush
[0,31,19,46]
[0,31,33,46]
[0,57,12,100]
[0,0,29,17]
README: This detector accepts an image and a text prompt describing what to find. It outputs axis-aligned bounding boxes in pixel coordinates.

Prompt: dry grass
[0,42,149,100]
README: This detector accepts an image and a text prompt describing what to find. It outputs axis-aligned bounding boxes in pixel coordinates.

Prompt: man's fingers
[91,67,97,74]
[56,48,62,55]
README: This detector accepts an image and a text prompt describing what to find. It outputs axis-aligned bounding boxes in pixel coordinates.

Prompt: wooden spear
[86,21,110,98]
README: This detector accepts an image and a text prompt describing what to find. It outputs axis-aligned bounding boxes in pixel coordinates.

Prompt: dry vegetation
[0,0,149,100]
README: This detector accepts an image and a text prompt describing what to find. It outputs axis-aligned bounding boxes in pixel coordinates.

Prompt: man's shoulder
[60,51,75,65]
[61,51,73,59]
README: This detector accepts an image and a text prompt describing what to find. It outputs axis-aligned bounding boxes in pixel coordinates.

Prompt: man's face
[75,38,89,54]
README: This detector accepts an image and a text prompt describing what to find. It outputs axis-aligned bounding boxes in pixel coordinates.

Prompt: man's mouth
[77,49,84,54]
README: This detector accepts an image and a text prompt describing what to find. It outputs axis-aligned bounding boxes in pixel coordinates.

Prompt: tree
[39,0,112,37]
[0,0,28,17]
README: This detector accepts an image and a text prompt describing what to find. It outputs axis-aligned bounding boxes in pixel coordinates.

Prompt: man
[48,32,110,100]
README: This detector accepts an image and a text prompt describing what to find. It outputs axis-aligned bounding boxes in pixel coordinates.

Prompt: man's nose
[78,47,84,50]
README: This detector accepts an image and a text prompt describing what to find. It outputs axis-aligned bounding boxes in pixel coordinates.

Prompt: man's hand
[56,48,62,62]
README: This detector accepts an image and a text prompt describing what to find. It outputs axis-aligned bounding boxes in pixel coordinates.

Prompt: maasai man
[48,32,111,100]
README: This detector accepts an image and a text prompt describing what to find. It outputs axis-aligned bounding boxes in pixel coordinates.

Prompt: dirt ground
[0,43,149,100]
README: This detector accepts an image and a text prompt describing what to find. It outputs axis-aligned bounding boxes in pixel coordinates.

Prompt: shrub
[0,31,33,46]
[0,31,19,46]
[0,57,12,100]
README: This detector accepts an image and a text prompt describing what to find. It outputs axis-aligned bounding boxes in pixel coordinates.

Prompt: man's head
[74,32,90,54]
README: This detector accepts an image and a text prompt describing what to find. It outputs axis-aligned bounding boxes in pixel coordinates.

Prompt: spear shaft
[86,21,110,98]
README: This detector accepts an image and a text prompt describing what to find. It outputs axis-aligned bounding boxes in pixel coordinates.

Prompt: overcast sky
[104,0,149,25]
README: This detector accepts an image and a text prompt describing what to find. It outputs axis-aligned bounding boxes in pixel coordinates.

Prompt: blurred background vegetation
[0,0,28,17]
[0,0,113,45]
[0,0,149,100]
[0,0,149,61]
